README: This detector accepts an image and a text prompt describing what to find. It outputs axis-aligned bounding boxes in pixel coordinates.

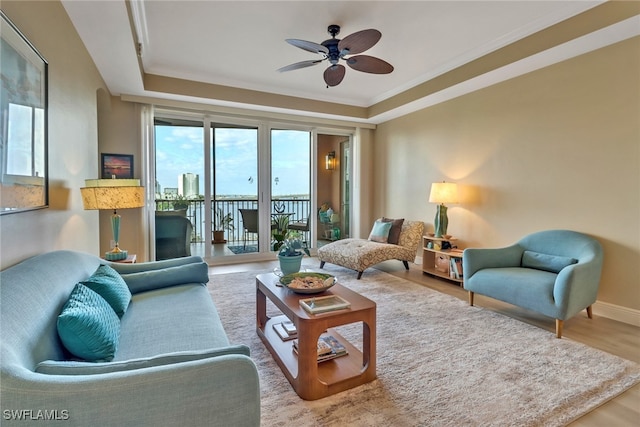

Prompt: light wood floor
[212,258,640,426]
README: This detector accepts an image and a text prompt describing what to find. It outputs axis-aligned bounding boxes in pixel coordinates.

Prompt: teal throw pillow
[521,250,578,273]
[368,220,393,243]
[82,264,131,317]
[57,283,120,362]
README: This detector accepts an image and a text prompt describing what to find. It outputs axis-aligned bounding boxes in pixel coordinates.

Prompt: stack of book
[272,320,297,341]
[449,256,463,280]
[292,334,348,363]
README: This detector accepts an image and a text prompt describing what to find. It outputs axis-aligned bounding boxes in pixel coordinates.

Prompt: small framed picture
[101,153,133,179]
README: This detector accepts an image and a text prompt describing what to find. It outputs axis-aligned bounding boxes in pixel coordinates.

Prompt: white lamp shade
[429,182,458,205]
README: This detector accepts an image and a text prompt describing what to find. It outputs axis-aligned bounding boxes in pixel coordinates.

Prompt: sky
[154,125,310,198]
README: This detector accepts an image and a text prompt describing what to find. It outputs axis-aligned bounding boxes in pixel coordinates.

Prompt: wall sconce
[325,151,336,170]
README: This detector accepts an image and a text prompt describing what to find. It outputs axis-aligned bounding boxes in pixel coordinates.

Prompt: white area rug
[209,265,640,426]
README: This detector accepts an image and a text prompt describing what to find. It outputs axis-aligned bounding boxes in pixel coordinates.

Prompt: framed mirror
[0,11,48,215]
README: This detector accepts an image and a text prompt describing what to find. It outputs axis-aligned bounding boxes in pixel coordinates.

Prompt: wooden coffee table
[256,273,376,400]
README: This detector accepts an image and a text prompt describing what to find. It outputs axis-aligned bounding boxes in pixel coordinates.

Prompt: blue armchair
[155,214,193,260]
[463,230,603,338]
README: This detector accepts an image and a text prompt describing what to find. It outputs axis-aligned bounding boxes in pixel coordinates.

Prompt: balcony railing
[154,197,311,245]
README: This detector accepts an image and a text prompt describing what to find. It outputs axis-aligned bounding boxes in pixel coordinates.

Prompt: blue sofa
[0,251,260,426]
[463,230,603,338]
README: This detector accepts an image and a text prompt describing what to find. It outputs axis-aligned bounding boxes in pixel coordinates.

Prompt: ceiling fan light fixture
[278,24,393,87]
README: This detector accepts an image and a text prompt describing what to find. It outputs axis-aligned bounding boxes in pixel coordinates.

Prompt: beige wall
[0,1,107,269]
[374,37,640,310]
[97,97,147,260]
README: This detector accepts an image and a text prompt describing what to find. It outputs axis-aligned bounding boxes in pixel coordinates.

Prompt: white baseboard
[592,300,640,327]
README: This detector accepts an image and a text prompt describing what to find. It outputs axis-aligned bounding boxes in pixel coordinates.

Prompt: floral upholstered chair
[318,219,424,279]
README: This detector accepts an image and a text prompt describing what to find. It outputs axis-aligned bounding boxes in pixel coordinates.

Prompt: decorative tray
[279,272,337,294]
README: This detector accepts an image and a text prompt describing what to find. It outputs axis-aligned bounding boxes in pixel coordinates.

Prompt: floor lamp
[81,179,145,261]
[428,181,458,238]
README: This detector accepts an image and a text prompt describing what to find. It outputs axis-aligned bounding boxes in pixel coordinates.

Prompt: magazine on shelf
[299,294,350,314]
[273,322,297,341]
[320,335,347,356]
[292,334,348,362]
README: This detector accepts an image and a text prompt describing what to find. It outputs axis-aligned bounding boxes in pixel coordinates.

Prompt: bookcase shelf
[422,236,464,285]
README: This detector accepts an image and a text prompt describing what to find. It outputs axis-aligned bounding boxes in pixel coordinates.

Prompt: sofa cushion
[368,220,393,243]
[36,345,250,375]
[521,250,577,273]
[465,267,558,317]
[81,264,131,317]
[115,283,229,360]
[57,283,120,362]
[118,261,209,295]
[383,217,405,245]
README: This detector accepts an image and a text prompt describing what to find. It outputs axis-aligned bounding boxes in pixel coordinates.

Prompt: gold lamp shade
[81,179,144,260]
[81,181,145,210]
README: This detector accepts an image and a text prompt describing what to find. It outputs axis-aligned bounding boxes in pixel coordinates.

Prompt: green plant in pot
[277,232,310,276]
[271,214,290,251]
[172,195,190,211]
[212,208,234,243]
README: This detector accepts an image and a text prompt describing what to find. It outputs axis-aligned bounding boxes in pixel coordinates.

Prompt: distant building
[164,187,178,198]
[179,173,199,198]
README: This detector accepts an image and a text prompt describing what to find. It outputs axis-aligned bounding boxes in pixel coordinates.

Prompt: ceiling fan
[277,24,394,87]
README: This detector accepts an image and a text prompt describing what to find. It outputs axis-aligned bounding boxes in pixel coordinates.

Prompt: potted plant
[212,208,234,244]
[277,232,310,276]
[172,195,190,211]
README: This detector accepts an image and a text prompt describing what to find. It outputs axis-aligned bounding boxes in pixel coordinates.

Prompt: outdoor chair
[155,214,193,260]
[289,213,310,242]
[239,208,259,249]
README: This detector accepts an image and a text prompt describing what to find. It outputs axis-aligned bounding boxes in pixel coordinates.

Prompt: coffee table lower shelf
[258,315,369,393]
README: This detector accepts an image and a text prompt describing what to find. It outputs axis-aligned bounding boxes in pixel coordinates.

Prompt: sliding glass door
[270,129,311,249]
[152,110,351,262]
[211,123,259,255]
[154,117,204,260]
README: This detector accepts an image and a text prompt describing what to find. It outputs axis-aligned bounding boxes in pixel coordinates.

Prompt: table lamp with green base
[428,181,458,238]
[81,178,145,261]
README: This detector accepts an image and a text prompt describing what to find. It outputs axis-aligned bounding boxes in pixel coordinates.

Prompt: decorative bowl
[279,272,337,294]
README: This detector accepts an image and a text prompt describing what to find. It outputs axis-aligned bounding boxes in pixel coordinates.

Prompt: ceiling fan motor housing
[322,38,341,64]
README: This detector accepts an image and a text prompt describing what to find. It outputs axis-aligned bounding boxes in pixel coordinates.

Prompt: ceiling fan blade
[324,64,346,87]
[346,55,394,74]
[338,29,381,55]
[286,39,329,55]
[277,59,323,73]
